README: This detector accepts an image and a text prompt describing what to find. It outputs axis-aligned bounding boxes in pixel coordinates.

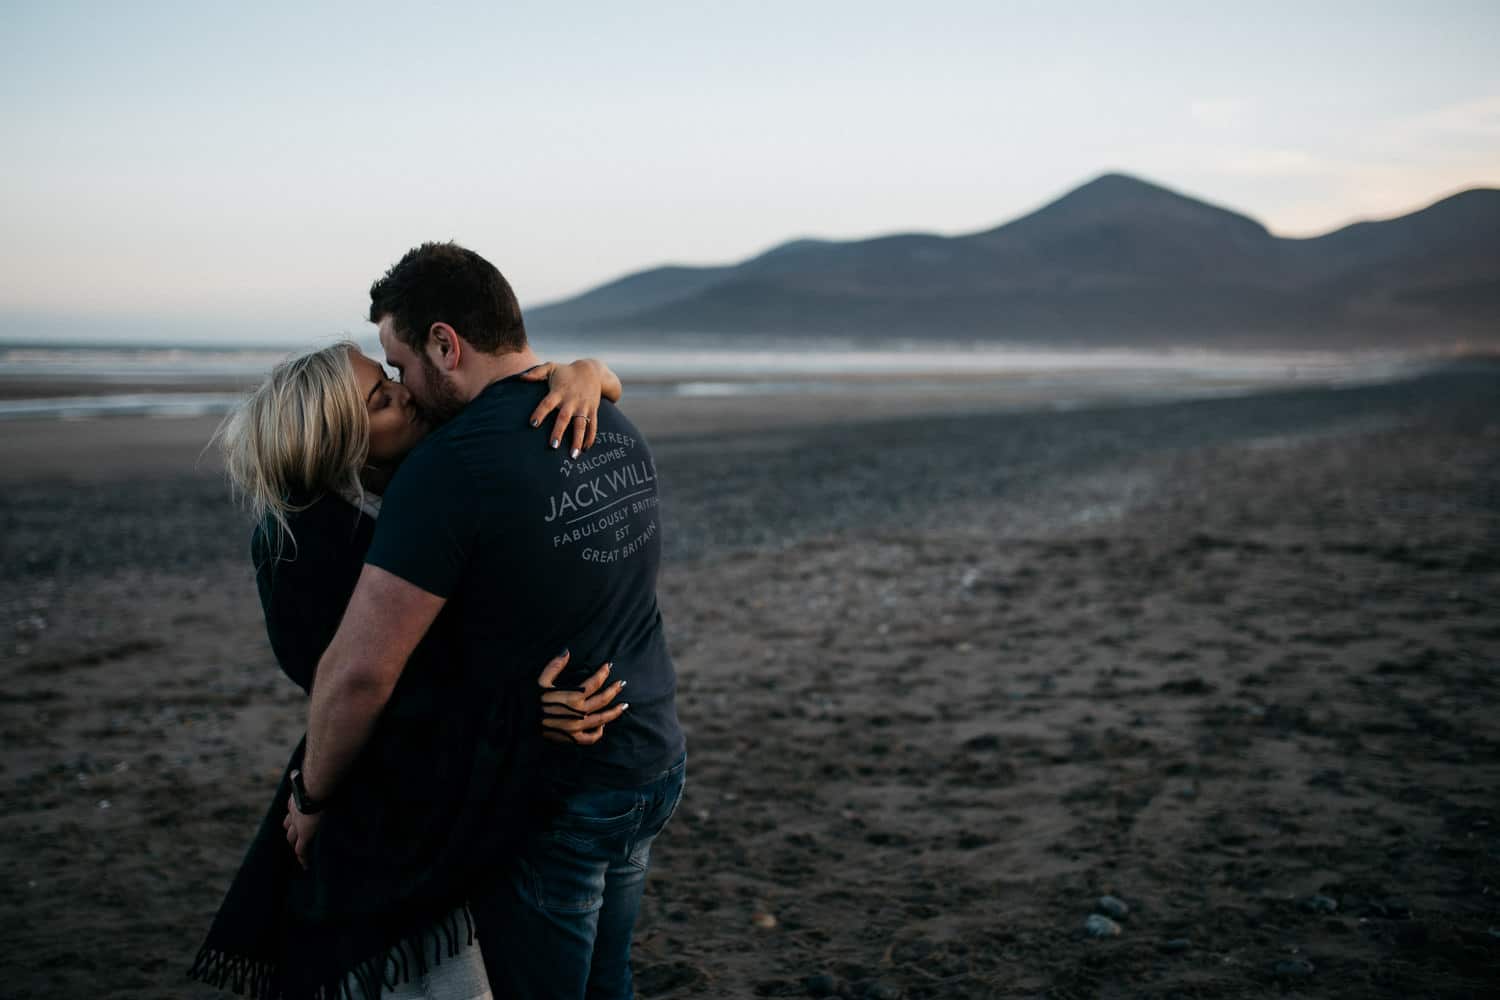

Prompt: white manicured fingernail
[571,448,580,459]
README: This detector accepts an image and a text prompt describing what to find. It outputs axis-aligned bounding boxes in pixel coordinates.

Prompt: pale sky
[2,1,1497,343]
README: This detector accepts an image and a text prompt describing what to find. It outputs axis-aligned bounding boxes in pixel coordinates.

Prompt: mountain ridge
[529,173,1500,347]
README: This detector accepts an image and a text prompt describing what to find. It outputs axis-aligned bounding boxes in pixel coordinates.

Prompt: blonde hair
[214,340,370,557]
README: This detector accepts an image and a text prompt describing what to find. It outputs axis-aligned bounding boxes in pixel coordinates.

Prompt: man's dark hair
[368,242,527,354]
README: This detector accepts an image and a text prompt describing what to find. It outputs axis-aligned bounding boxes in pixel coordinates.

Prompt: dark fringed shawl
[188,720,530,999]
[189,494,538,999]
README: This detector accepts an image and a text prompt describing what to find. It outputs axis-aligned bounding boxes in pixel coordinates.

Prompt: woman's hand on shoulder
[519,359,623,458]
[535,649,628,746]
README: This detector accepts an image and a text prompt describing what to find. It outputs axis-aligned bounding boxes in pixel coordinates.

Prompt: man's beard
[413,354,467,427]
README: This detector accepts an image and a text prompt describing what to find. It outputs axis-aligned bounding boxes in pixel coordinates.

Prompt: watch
[289,769,328,815]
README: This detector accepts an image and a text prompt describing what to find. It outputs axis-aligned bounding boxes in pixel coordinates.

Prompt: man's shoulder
[594,400,654,450]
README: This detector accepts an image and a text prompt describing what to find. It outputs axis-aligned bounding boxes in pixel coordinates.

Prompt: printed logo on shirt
[557,432,638,480]
[545,433,660,563]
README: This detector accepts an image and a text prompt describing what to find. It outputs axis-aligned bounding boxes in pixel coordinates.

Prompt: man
[285,242,687,999]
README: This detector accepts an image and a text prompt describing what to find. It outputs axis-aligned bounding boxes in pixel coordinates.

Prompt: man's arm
[302,563,447,801]
[285,563,445,867]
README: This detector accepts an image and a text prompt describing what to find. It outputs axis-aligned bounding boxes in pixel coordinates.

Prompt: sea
[0,336,1435,422]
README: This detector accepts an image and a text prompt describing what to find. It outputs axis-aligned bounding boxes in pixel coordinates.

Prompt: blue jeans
[476,755,686,999]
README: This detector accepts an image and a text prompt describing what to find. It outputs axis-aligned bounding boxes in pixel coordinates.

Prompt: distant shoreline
[2,359,1490,484]
[0,345,1458,419]
[0,364,1405,401]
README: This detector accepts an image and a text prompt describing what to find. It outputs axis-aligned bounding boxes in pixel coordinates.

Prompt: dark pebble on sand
[1161,938,1191,953]
[1097,894,1129,919]
[1272,957,1315,979]
[1158,676,1214,695]
[1298,893,1338,914]
[1084,914,1122,937]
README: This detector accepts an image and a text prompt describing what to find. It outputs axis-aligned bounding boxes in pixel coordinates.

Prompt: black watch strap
[289,769,328,815]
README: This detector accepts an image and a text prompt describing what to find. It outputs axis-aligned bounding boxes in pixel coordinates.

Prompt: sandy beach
[2,362,1498,998]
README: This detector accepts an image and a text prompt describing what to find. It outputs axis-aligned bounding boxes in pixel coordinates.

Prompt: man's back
[366,373,684,786]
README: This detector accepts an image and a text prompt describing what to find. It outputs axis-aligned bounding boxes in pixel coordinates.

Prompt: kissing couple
[192,242,687,1000]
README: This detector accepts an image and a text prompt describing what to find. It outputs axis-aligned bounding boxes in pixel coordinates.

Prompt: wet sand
[1,363,1498,998]
[0,375,261,401]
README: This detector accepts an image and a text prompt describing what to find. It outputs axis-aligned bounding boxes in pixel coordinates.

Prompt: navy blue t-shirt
[365,374,684,786]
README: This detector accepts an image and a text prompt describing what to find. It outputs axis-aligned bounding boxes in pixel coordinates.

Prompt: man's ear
[426,323,462,372]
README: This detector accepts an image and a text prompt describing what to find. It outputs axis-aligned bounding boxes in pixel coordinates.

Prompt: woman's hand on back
[536,649,628,746]
[519,359,624,457]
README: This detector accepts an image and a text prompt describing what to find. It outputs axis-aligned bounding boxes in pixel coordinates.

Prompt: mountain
[528,173,1500,347]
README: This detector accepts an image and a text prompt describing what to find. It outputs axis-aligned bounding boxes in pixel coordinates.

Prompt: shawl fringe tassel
[187,903,478,1000]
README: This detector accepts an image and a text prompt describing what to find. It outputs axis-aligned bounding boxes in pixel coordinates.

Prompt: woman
[191,342,627,1000]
